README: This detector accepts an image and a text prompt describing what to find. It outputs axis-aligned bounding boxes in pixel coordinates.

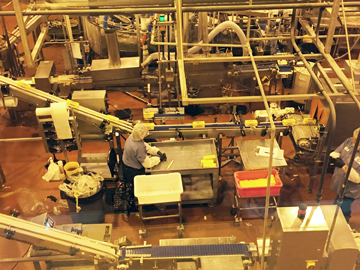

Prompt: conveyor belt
[121,243,250,259]
[151,122,285,131]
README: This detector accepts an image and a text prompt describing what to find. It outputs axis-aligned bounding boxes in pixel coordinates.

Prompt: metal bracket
[0,84,9,95]
[69,246,80,256]
[71,227,83,235]
[4,228,15,239]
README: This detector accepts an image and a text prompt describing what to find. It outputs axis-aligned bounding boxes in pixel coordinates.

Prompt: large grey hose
[188,21,248,55]
[141,20,248,68]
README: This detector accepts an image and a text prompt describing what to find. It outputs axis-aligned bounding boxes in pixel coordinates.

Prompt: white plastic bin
[134,173,183,205]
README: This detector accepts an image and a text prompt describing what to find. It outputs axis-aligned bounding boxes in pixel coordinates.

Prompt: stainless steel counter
[146,139,219,205]
[237,139,287,170]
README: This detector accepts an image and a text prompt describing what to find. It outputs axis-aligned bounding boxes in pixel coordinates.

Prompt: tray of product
[234,169,282,197]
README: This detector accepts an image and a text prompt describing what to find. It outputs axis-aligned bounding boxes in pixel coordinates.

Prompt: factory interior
[1,0,360,269]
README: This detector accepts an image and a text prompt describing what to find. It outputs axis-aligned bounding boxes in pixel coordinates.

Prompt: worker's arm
[341,163,360,183]
[144,142,160,156]
[331,137,353,159]
[142,156,160,168]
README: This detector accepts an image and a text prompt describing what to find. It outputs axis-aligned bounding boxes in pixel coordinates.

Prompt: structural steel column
[13,0,34,68]
[174,0,189,105]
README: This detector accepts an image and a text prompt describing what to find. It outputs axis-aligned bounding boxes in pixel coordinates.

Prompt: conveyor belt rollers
[121,243,250,259]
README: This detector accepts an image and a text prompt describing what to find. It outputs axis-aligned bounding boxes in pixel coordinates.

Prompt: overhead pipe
[0,2,357,16]
[290,9,336,205]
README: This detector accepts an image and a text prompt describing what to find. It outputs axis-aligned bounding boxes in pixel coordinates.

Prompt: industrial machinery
[1,0,360,269]
[0,205,359,270]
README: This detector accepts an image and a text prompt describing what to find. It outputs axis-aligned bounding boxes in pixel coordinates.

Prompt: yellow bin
[64,162,79,177]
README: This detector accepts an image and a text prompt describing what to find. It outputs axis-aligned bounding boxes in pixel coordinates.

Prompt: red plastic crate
[234,169,283,197]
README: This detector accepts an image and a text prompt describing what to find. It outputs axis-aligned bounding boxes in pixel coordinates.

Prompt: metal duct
[105,29,121,67]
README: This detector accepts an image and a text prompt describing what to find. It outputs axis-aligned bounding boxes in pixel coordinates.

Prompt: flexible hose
[188,21,248,55]
[141,20,248,68]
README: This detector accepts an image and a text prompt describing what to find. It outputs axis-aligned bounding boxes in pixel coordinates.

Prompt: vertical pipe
[290,9,336,205]
[0,4,20,77]
[249,47,276,270]
[158,24,162,109]
[174,0,189,105]
[324,0,341,54]
[13,0,34,68]
[105,29,121,68]
[183,12,189,42]
[64,15,74,42]
[246,0,252,40]
[325,130,360,254]
[135,15,142,64]
[315,7,324,39]
[199,12,208,55]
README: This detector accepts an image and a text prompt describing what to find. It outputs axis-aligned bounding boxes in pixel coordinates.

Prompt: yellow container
[303,118,316,125]
[192,121,205,128]
[203,155,217,162]
[144,123,155,130]
[282,119,296,126]
[201,159,216,168]
[64,162,79,177]
[143,111,155,119]
[245,120,258,127]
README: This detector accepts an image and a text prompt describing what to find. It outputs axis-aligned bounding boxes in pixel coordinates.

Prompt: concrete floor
[1,92,359,270]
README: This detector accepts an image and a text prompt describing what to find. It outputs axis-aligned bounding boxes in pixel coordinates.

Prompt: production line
[1,0,360,269]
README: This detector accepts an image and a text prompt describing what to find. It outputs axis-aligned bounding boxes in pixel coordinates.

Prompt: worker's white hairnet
[354,127,360,139]
[131,123,149,141]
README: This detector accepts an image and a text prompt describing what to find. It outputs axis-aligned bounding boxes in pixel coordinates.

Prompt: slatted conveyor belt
[121,243,250,260]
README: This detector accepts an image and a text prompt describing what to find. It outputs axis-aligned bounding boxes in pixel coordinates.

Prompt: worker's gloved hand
[151,156,161,166]
[157,151,167,162]
[147,146,160,156]
[334,158,345,168]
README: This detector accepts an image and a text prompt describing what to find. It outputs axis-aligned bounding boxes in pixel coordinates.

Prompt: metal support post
[174,0,189,105]
[324,0,341,54]
[13,0,34,68]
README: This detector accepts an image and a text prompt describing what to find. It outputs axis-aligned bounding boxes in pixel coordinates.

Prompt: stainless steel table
[146,139,219,205]
[237,139,287,170]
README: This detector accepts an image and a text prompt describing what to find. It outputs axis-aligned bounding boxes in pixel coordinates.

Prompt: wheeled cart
[134,173,184,238]
[230,169,282,226]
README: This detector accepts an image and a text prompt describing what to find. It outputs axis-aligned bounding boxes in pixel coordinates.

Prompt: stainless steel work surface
[146,139,218,173]
[160,236,237,246]
[201,256,244,270]
[237,139,287,170]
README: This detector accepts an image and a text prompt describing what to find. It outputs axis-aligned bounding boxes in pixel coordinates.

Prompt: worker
[122,123,166,184]
[330,127,360,222]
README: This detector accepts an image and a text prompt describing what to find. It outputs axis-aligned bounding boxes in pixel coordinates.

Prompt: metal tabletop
[237,139,287,170]
[146,139,218,174]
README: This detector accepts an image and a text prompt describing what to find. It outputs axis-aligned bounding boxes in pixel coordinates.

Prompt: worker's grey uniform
[122,136,147,184]
[330,137,360,219]
[123,136,147,169]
